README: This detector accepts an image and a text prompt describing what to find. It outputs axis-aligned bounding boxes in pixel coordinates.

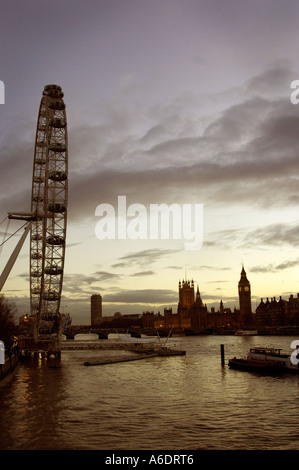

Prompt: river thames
[1,334,299,450]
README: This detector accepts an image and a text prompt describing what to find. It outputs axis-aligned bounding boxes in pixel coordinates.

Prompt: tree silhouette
[0,295,17,350]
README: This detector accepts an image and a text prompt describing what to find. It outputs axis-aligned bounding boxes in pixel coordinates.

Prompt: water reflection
[1,335,299,449]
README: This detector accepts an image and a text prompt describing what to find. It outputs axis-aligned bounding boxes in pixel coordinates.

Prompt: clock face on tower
[239,286,250,292]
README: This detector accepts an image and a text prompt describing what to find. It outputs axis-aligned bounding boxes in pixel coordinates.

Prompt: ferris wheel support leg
[0,222,33,291]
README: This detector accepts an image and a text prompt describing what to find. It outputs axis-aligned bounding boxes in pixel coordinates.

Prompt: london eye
[30,84,68,323]
[0,84,68,353]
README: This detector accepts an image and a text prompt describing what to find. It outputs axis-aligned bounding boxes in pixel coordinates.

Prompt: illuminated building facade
[142,270,247,330]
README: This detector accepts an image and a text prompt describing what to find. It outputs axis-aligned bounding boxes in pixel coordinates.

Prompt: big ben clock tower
[238,265,252,327]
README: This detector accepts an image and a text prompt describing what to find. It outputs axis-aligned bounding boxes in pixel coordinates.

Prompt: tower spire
[238,265,252,327]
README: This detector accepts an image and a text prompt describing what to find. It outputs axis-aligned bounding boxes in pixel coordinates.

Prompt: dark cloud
[245,63,295,97]
[251,259,299,274]
[62,271,120,295]
[103,288,177,305]
[112,248,178,268]
[94,271,121,282]
[2,64,298,228]
[244,223,299,249]
[64,66,299,226]
[130,270,155,277]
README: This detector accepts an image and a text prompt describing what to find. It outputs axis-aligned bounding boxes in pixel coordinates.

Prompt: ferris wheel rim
[30,84,68,320]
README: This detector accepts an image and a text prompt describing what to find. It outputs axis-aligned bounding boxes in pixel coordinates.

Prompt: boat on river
[234,329,258,336]
[228,347,299,373]
[158,348,186,356]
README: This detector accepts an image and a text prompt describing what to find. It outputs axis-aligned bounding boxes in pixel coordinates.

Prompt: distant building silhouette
[190,285,208,329]
[238,265,253,326]
[178,279,203,328]
[143,274,241,330]
[255,297,285,327]
[179,279,195,309]
[90,294,102,325]
[288,294,299,325]
[255,294,299,327]
[141,266,299,331]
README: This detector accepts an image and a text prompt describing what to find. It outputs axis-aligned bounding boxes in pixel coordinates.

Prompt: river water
[1,334,299,450]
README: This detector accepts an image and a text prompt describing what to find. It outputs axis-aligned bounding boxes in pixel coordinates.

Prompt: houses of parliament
[142,266,299,331]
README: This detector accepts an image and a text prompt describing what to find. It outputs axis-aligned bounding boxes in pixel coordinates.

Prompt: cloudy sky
[1,0,299,323]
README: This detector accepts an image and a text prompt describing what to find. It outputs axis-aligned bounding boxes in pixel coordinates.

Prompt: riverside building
[90,294,102,325]
[143,267,299,331]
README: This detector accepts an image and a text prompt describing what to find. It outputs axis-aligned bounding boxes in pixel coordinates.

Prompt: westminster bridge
[63,325,183,340]
[63,324,299,340]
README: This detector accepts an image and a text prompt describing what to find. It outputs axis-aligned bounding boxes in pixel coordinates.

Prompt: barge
[228,347,299,373]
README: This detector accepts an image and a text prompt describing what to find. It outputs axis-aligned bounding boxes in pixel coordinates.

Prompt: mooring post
[220,344,225,367]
